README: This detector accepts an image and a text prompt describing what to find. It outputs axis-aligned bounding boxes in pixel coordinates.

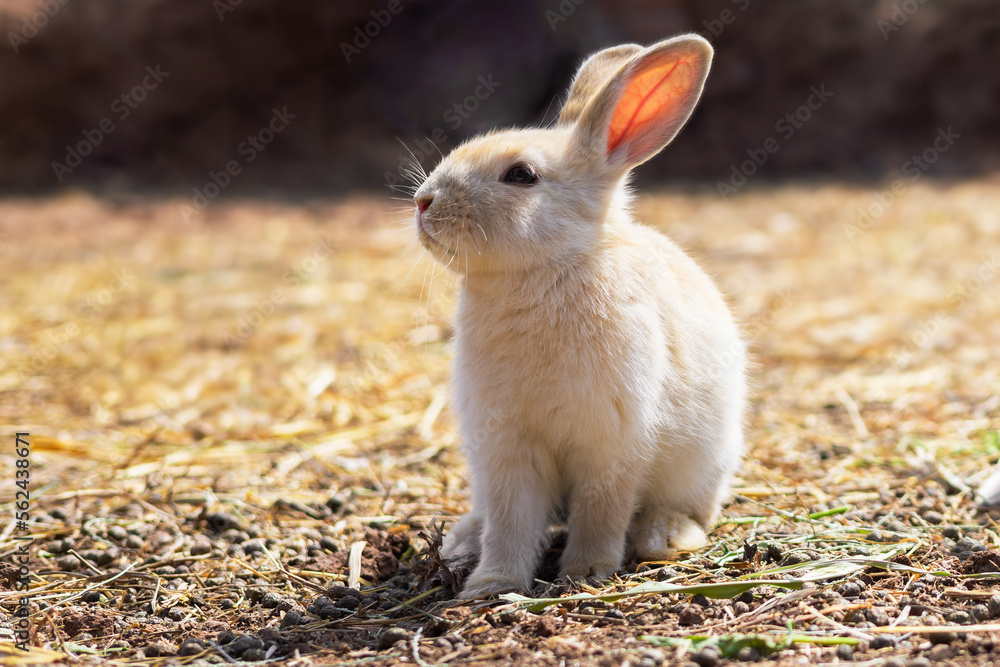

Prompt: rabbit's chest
[455,296,664,445]
[461,302,608,380]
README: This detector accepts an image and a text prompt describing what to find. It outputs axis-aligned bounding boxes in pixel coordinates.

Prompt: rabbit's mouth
[417,219,454,256]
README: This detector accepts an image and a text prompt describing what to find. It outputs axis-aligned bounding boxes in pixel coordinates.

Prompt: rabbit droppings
[413,35,747,599]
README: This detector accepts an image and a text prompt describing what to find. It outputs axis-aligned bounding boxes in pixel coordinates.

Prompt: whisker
[464,237,470,283]
[387,227,417,240]
[417,263,430,331]
[473,222,488,245]
[466,226,482,256]
[394,246,428,301]
[433,250,455,280]
[430,137,446,161]
[400,166,425,187]
[385,172,422,194]
[397,138,430,182]
[426,259,438,330]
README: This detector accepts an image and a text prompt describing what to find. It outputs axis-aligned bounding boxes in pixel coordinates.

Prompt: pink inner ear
[606,56,695,159]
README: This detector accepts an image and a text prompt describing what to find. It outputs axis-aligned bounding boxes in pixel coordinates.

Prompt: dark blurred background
[1,0,997,196]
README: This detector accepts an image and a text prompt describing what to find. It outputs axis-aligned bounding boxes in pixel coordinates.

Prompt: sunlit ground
[1,178,999,663]
[5,180,997,491]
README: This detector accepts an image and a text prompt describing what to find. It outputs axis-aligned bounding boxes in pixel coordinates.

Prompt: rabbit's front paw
[459,568,526,599]
[630,512,706,560]
[558,561,617,583]
[441,510,483,559]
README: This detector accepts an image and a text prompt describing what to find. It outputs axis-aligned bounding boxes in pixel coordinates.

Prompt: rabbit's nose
[415,194,434,213]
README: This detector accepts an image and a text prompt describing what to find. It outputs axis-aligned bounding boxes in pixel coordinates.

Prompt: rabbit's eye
[502,165,537,185]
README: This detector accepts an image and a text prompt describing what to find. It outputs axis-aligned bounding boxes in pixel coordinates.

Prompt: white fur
[413,35,747,598]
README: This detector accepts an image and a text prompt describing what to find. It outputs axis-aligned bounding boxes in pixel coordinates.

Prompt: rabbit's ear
[558,44,643,126]
[575,35,712,170]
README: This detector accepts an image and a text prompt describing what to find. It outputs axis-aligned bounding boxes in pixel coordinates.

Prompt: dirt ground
[1,178,1000,666]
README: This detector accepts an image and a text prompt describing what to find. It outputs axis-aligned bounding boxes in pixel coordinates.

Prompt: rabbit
[412,34,747,599]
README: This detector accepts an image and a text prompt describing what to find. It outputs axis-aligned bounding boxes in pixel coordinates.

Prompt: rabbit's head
[414,35,713,274]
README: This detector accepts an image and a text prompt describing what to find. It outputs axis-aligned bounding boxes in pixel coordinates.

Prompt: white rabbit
[412,34,747,599]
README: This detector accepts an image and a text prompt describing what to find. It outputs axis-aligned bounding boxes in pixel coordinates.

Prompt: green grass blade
[501,579,803,612]
[641,632,859,654]
[744,549,934,582]
[788,634,860,646]
[808,505,851,519]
